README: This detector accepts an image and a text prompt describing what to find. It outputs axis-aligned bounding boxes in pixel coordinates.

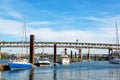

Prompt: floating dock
[0,64,10,71]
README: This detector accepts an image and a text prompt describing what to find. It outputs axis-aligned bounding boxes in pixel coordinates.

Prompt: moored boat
[59,54,70,65]
[109,58,120,64]
[9,58,32,70]
[37,60,51,66]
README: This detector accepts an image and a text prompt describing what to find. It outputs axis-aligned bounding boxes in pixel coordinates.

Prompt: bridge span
[0,41,120,50]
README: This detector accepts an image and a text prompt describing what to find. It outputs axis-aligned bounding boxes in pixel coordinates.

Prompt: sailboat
[9,17,32,70]
[109,22,120,64]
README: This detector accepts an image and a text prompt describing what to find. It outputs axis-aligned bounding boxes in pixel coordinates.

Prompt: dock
[0,64,10,71]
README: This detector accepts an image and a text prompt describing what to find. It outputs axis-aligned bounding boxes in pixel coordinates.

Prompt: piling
[30,35,34,65]
[65,48,67,55]
[54,44,57,64]
[70,50,73,62]
[79,48,82,61]
[87,48,90,61]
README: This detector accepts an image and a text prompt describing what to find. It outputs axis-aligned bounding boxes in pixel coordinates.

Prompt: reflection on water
[53,64,57,80]
[1,61,120,80]
[29,68,34,80]
[0,71,6,80]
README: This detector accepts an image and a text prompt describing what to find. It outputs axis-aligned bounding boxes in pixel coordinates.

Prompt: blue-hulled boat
[9,59,32,70]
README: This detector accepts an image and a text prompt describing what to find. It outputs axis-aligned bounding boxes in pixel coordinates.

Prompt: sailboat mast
[22,17,27,55]
[115,22,119,51]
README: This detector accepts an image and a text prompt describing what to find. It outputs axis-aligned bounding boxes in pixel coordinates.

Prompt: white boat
[59,54,70,65]
[109,58,120,64]
[36,46,51,66]
[109,51,120,64]
[37,58,51,66]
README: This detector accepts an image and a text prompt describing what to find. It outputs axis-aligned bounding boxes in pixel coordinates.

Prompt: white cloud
[86,15,120,24]
[28,21,57,26]
[26,27,115,43]
[0,15,120,44]
[0,18,21,35]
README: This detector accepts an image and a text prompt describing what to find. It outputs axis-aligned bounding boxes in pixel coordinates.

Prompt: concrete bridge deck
[0,41,120,50]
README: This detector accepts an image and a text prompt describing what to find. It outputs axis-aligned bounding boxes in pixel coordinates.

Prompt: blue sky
[0,0,120,43]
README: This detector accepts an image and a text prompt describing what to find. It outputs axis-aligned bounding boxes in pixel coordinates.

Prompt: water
[0,61,120,80]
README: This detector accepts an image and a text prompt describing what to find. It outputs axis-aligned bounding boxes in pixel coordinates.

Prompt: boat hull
[109,59,120,64]
[59,54,70,65]
[9,62,32,70]
[37,61,51,66]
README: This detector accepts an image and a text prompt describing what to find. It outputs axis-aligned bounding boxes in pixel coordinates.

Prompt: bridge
[1,32,120,62]
[1,41,120,61]
[0,41,120,50]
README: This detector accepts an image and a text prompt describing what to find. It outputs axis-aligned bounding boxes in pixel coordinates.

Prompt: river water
[1,61,120,80]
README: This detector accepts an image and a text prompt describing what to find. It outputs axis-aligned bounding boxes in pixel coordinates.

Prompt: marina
[0,0,120,80]
[0,35,120,80]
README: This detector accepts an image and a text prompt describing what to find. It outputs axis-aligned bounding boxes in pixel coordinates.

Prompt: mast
[22,16,27,55]
[115,22,119,51]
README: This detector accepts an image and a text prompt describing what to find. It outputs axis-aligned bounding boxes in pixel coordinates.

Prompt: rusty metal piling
[87,48,90,62]
[30,35,34,65]
[70,50,73,62]
[54,44,57,64]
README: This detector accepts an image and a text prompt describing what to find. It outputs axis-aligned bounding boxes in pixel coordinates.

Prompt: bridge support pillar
[54,44,57,64]
[79,48,82,61]
[30,34,35,65]
[75,52,78,62]
[87,48,90,62]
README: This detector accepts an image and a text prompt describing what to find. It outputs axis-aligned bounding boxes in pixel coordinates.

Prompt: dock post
[79,48,82,61]
[54,44,57,64]
[70,50,73,62]
[30,35,34,65]
[87,48,90,62]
